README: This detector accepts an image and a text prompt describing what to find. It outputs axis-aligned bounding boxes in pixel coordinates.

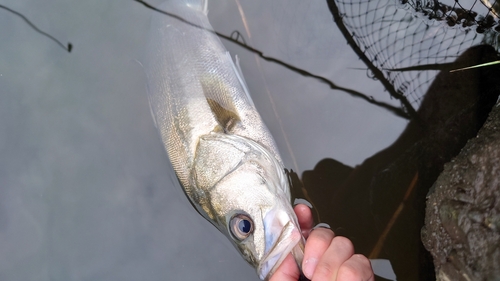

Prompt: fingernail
[303,257,318,279]
[312,223,331,229]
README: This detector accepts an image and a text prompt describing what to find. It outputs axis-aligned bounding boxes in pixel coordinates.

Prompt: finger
[301,228,334,279]
[269,253,300,281]
[294,204,313,238]
[336,254,374,281]
[311,236,355,281]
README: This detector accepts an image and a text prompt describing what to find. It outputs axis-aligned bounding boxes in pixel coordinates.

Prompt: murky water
[1,0,497,280]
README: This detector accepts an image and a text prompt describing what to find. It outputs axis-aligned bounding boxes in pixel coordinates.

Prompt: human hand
[270,204,374,281]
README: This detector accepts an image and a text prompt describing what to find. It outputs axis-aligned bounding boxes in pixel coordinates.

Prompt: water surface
[3,0,495,280]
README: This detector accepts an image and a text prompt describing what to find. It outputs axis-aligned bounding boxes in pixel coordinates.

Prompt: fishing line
[231,0,300,175]
[134,0,410,120]
[0,4,72,52]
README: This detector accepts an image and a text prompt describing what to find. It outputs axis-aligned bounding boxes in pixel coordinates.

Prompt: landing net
[330,0,499,112]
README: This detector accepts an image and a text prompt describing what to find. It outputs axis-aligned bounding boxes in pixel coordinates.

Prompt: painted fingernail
[303,257,318,279]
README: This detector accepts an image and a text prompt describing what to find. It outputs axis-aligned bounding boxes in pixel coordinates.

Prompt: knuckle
[352,254,371,267]
[337,264,363,281]
[332,236,355,253]
[314,260,335,279]
[337,255,374,281]
[310,227,335,244]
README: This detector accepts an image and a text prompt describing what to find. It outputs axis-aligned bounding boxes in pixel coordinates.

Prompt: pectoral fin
[200,72,241,132]
[199,52,255,134]
[205,97,240,132]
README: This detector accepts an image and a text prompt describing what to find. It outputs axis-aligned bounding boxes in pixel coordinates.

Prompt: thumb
[269,253,300,281]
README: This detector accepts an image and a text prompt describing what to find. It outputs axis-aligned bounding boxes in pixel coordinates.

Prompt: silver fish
[145,0,304,279]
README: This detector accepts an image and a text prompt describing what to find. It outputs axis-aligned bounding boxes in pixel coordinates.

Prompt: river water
[1,0,497,280]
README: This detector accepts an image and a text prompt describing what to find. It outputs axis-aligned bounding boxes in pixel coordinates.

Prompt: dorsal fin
[232,54,255,108]
[132,58,159,129]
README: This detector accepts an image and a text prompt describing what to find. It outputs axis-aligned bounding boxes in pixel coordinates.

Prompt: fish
[145,0,305,279]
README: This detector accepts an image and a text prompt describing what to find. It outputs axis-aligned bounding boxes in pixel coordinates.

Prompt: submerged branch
[0,4,72,52]
[369,172,419,259]
[134,0,410,120]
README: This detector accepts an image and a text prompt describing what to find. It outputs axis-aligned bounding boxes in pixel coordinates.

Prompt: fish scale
[146,0,305,279]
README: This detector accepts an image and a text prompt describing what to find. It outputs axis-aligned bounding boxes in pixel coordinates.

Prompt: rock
[423,103,500,280]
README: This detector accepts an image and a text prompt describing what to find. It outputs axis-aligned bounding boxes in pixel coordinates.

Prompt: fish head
[213,158,303,280]
[242,195,304,281]
[192,134,304,280]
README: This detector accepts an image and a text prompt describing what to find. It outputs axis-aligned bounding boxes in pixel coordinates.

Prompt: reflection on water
[299,45,500,280]
[297,0,500,279]
[0,4,72,52]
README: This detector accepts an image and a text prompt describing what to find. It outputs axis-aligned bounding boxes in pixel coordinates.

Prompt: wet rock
[423,103,500,280]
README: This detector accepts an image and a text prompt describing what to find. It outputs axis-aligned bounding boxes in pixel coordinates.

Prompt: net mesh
[331,0,500,110]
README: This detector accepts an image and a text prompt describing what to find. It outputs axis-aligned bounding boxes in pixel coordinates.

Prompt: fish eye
[229,214,254,241]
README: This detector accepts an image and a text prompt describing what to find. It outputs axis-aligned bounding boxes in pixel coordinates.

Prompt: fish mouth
[257,218,302,280]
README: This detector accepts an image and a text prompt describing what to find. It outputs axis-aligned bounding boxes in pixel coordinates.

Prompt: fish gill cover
[327,0,499,113]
